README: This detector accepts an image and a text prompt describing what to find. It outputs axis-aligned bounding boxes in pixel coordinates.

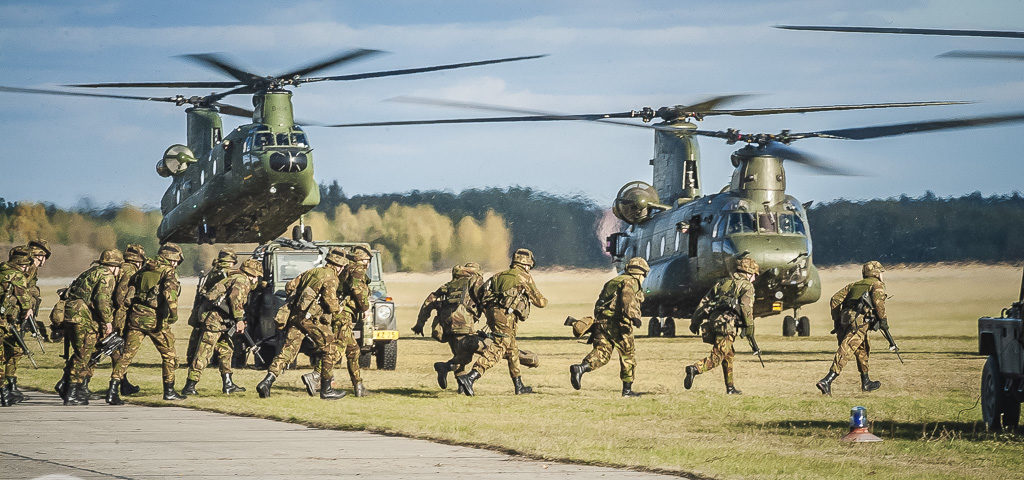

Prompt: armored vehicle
[245,239,399,370]
[978,266,1023,431]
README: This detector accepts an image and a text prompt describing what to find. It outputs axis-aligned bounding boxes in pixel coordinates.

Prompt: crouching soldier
[62,249,121,405]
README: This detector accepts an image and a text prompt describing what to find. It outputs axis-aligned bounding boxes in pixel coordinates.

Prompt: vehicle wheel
[982,355,1008,431]
[782,316,796,337]
[291,225,302,241]
[375,341,397,370]
[302,226,313,242]
[797,316,811,336]
[662,317,677,338]
[358,350,372,369]
[648,317,661,337]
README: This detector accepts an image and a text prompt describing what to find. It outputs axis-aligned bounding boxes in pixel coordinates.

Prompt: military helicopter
[0,50,542,244]
[329,96,1024,336]
[775,25,1024,61]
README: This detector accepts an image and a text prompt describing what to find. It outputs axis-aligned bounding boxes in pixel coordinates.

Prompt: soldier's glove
[411,325,424,336]
[631,318,642,328]
[688,318,700,335]
[873,318,889,331]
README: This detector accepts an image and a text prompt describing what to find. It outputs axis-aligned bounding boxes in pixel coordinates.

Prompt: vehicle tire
[782,316,797,337]
[291,225,302,241]
[375,340,397,370]
[1004,400,1021,430]
[982,355,1007,431]
[358,350,372,369]
[797,316,811,336]
[662,317,677,338]
[648,317,661,338]
[302,225,313,242]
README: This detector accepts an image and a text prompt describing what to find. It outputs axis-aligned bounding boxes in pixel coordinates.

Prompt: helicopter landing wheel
[782,315,797,337]
[197,224,216,244]
[662,317,676,337]
[302,225,313,242]
[291,225,302,242]
[647,317,661,338]
[797,316,811,336]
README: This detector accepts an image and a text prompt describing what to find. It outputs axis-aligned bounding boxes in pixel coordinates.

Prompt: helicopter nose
[727,234,809,270]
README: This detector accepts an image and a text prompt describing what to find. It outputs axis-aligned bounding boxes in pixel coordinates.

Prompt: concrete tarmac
[0,392,678,479]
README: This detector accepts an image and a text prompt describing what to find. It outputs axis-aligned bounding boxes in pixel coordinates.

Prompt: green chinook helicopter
[331,96,1024,336]
[0,50,542,244]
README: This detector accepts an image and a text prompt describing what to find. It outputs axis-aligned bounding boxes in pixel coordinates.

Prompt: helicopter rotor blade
[758,141,856,176]
[66,81,242,89]
[0,85,191,104]
[324,114,656,129]
[280,49,384,80]
[775,25,1024,39]
[801,111,1024,140]
[303,54,547,83]
[178,53,263,83]
[212,102,255,119]
[706,101,967,117]
[938,50,1024,61]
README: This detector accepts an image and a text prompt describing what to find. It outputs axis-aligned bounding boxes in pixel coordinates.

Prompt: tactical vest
[131,263,171,310]
[204,272,246,318]
[593,274,634,319]
[68,265,105,303]
[694,277,744,339]
[840,278,880,322]
[482,269,527,314]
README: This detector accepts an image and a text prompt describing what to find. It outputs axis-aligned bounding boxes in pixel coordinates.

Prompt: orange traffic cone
[840,406,882,442]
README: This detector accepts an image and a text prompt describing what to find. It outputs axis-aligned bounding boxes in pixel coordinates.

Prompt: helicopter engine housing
[613,181,670,224]
[156,144,196,177]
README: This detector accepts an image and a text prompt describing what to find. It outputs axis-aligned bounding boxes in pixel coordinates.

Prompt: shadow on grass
[746,419,1023,442]
[373,386,443,398]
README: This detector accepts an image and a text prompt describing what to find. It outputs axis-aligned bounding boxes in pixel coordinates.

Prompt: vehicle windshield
[273,249,383,285]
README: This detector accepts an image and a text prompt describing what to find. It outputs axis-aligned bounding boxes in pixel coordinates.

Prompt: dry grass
[19,264,1024,479]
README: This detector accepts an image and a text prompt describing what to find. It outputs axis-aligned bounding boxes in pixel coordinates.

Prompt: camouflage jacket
[830,277,886,326]
[113,261,142,323]
[0,262,32,324]
[128,257,180,327]
[695,272,755,334]
[481,265,547,321]
[593,273,644,327]
[25,263,41,313]
[200,271,255,328]
[64,264,117,327]
[290,266,341,322]
[337,265,371,321]
[416,272,481,336]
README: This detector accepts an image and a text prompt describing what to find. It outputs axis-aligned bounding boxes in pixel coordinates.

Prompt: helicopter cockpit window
[758,213,778,233]
[727,213,756,234]
[290,133,308,147]
[276,133,291,146]
[778,214,807,235]
[254,133,274,149]
[243,135,253,153]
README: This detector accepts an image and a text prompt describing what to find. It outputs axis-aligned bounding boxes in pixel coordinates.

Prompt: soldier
[569,257,649,397]
[187,249,237,366]
[684,257,759,395]
[109,243,186,402]
[107,243,146,397]
[816,261,888,395]
[59,249,121,405]
[176,259,263,399]
[0,247,34,407]
[26,239,51,341]
[325,246,373,397]
[256,247,348,400]
[456,248,547,397]
[413,263,483,391]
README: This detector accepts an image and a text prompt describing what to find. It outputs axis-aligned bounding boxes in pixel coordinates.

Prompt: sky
[1,0,1023,210]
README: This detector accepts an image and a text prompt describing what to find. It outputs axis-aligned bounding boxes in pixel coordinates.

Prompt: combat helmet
[240,258,263,278]
[123,244,146,263]
[463,262,481,275]
[97,249,124,267]
[451,265,465,279]
[325,247,349,267]
[862,260,884,279]
[625,257,650,275]
[736,257,760,276]
[512,248,535,267]
[215,248,237,267]
[8,246,33,266]
[347,245,372,262]
[157,243,184,263]
[28,239,51,259]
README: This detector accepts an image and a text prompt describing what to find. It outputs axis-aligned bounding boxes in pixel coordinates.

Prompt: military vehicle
[776,25,1024,61]
[245,239,399,370]
[978,266,1023,431]
[0,51,542,244]
[331,96,1024,337]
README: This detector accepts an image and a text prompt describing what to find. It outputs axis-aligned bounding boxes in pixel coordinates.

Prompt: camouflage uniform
[0,249,33,407]
[684,258,758,394]
[313,247,372,396]
[186,250,236,365]
[257,248,348,400]
[62,250,121,405]
[182,259,261,395]
[570,257,648,396]
[817,261,888,395]
[110,244,186,402]
[414,264,484,390]
[97,244,146,396]
[457,249,547,396]
[25,240,50,340]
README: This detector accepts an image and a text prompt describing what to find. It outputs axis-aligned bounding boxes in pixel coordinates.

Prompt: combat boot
[684,365,699,390]
[7,378,25,404]
[106,379,123,405]
[163,382,186,401]
[301,371,319,397]
[725,385,743,395]
[82,376,95,399]
[256,372,276,398]
[320,376,347,400]
[456,370,481,397]
[0,383,10,407]
[54,377,66,397]
[353,382,367,397]
[120,374,141,396]
[512,376,533,395]
[65,383,88,406]
[434,362,450,389]
[222,373,245,394]
[816,371,838,396]
[860,373,881,392]
[181,379,199,396]
[569,362,591,390]
[621,382,641,397]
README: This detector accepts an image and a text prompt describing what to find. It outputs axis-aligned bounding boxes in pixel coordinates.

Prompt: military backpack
[693,277,744,342]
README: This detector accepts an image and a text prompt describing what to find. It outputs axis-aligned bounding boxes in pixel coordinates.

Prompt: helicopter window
[254,133,274,148]
[727,213,756,234]
[778,214,807,235]
[244,135,253,153]
[645,242,651,260]
[659,236,666,256]
[276,133,291,146]
[758,213,778,233]
[713,216,726,238]
[674,231,681,251]
[200,169,205,185]
[290,133,308,147]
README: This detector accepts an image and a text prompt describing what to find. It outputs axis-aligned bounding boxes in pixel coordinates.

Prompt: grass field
[15,264,1024,479]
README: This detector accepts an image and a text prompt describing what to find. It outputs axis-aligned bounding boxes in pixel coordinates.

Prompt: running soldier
[103,243,146,397]
[816,261,888,395]
[187,249,237,365]
[62,249,122,405]
[0,247,34,407]
[457,248,547,397]
[413,263,483,391]
[328,246,373,397]
[684,257,759,395]
[178,259,262,399]
[569,257,648,397]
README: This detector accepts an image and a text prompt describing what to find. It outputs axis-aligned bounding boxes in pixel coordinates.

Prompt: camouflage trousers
[268,318,333,380]
[445,333,476,377]
[2,328,24,379]
[692,334,736,387]
[830,321,871,375]
[316,321,360,387]
[111,326,177,383]
[473,309,521,379]
[0,325,7,385]
[583,320,636,382]
[187,329,235,382]
[67,322,99,383]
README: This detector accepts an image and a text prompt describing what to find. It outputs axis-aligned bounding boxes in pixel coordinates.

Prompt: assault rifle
[876,322,904,365]
[8,323,38,368]
[87,333,125,367]
[229,326,267,365]
[740,322,764,368]
[21,312,45,353]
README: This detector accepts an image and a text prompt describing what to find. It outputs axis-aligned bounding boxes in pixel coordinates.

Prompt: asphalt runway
[0,392,679,479]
